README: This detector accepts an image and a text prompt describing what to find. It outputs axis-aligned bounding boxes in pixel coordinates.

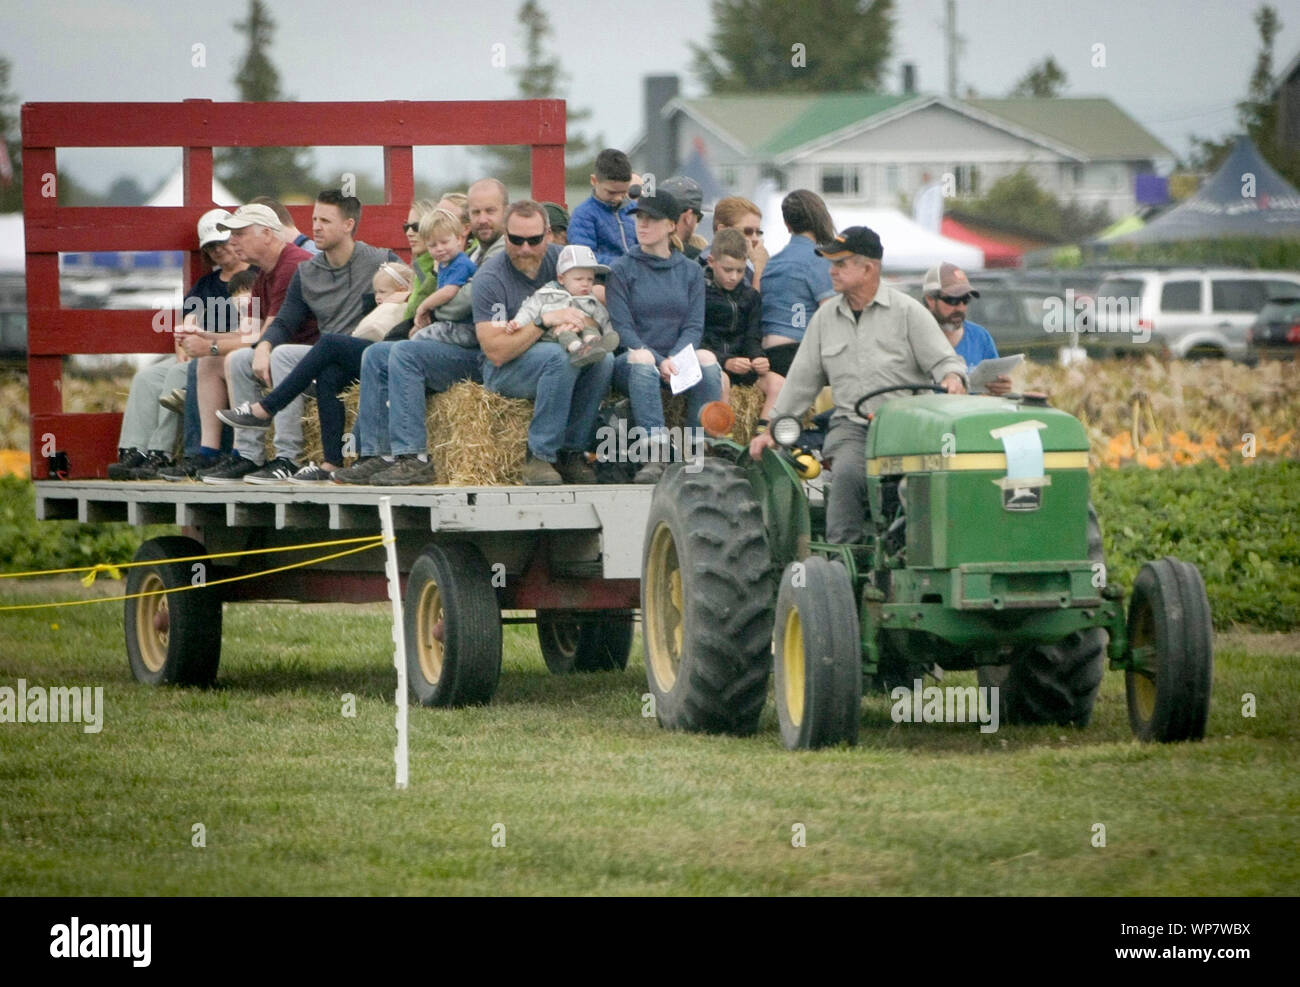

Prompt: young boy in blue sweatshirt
[567,148,637,268]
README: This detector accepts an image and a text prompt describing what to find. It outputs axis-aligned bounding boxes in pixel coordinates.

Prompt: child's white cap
[557,244,608,276]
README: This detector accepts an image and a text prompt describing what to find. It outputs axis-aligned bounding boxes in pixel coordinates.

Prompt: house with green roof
[631,82,1173,221]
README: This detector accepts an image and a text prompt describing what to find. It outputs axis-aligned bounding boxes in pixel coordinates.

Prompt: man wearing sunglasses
[475,200,613,486]
[921,262,1012,396]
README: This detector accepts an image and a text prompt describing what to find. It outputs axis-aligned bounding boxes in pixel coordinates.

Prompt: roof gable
[968,97,1173,160]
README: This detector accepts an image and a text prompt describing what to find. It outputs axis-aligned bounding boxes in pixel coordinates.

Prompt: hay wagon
[23,98,653,703]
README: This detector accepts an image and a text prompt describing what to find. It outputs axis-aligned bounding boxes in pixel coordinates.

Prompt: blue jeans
[355,339,483,457]
[611,351,723,431]
[481,342,613,461]
[260,334,372,465]
[183,359,231,457]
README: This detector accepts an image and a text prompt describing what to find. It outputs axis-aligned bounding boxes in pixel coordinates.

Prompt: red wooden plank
[23,100,568,148]
[530,145,568,206]
[30,413,122,480]
[24,206,415,253]
[184,146,215,288]
[29,310,195,355]
[384,146,414,208]
[27,356,63,416]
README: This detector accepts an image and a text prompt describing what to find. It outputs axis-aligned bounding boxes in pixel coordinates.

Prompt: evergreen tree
[477,0,599,191]
[1009,56,1067,98]
[216,0,317,201]
[0,56,21,212]
[692,0,895,94]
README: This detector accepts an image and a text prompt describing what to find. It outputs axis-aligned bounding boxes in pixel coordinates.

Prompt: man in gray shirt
[750,226,966,543]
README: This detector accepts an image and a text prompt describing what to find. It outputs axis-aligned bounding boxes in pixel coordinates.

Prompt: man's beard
[513,255,542,278]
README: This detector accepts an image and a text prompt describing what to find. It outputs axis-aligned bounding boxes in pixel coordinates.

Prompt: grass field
[1,577,1297,896]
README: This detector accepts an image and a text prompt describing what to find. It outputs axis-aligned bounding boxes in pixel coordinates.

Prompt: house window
[885,165,901,195]
[820,165,860,197]
[953,164,979,197]
[717,166,739,190]
[759,164,787,190]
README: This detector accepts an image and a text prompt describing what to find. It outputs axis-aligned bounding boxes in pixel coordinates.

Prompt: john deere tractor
[640,389,1213,749]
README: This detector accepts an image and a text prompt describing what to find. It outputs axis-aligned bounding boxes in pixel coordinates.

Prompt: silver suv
[1085,269,1300,361]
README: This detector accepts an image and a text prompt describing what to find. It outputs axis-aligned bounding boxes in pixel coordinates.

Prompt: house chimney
[643,75,680,183]
[901,63,916,95]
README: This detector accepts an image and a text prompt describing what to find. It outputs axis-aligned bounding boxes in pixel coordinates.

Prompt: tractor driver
[749,226,967,544]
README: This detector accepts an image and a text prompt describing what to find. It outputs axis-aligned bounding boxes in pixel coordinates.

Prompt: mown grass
[1,579,1297,896]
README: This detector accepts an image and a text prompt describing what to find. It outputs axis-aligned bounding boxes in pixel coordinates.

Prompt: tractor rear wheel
[773,557,862,749]
[405,542,502,707]
[536,612,633,674]
[1125,557,1213,742]
[979,505,1107,726]
[641,460,774,735]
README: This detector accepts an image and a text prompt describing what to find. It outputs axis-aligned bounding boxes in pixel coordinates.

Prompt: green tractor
[640,388,1213,749]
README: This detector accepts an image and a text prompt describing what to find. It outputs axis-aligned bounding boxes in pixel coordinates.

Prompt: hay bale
[427,382,533,485]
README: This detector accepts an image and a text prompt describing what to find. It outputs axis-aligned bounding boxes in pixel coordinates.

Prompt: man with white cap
[161,201,315,480]
[921,261,1012,396]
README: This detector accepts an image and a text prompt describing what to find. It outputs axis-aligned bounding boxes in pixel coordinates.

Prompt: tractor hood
[866,395,1089,460]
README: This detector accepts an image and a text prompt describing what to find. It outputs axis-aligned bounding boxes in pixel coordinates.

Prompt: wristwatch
[209,341,220,356]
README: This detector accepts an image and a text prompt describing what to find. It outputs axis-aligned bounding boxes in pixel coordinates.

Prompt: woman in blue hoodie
[606,189,721,483]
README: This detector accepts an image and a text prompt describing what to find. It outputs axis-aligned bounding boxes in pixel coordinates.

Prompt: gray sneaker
[371,455,438,486]
[287,463,335,484]
[332,456,396,484]
[521,452,562,486]
[217,402,272,430]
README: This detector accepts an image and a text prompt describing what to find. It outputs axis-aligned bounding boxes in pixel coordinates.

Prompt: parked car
[1084,268,1300,361]
[0,273,25,362]
[1246,296,1300,360]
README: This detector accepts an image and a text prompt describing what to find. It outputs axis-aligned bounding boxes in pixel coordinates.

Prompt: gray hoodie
[260,240,398,347]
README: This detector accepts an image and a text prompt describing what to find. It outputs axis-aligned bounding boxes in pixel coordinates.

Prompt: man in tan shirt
[750,226,967,543]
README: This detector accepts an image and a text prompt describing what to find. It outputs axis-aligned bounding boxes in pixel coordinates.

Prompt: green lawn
[1,578,1297,896]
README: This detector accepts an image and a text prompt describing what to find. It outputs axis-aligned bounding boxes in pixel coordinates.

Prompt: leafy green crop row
[3,464,1297,630]
[1092,461,1299,630]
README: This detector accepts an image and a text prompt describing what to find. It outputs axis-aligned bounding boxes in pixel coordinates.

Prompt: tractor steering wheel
[853,384,948,420]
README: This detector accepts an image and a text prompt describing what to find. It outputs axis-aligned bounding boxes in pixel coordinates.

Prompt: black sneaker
[556,450,597,484]
[332,456,395,484]
[217,402,272,430]
[287,463,335,484]
[159,454,214,482]
[371,454,438,486]
[200,454,262,484]
[107,448,147,480]
[243,457,300,484]
[129,450,173,480]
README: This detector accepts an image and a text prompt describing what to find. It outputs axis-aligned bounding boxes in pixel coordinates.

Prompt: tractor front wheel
[1125,557,1213,742]
[641,460,774,735]
[773,557,862,749]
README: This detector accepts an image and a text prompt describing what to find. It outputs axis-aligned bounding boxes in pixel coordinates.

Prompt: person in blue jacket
[606,188,722,483]
[566,148,637,268]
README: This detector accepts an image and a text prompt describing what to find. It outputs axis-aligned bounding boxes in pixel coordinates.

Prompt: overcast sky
[3,0,1298,195]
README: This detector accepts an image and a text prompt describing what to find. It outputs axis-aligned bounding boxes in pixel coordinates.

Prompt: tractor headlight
[771,415,802,448]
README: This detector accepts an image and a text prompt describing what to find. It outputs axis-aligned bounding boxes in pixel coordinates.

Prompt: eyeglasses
[402,222,420,233]
[739,226,763,237]
[938,293,972,306]
[507,232,546,246]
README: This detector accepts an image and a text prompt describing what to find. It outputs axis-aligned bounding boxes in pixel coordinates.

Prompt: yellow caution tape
[0,534,387,580]
[0,537,391,612]
[79,564,123,586]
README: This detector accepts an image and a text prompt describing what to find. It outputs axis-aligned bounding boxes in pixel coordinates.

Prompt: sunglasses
[938,293,972,306]
[739,226,763,237]
[507,232,546,246]
[402,222,420,233]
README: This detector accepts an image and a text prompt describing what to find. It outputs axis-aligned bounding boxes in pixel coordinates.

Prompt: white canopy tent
[0,213,24,272]
[145,168,238,207]
[759,192,984,273]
